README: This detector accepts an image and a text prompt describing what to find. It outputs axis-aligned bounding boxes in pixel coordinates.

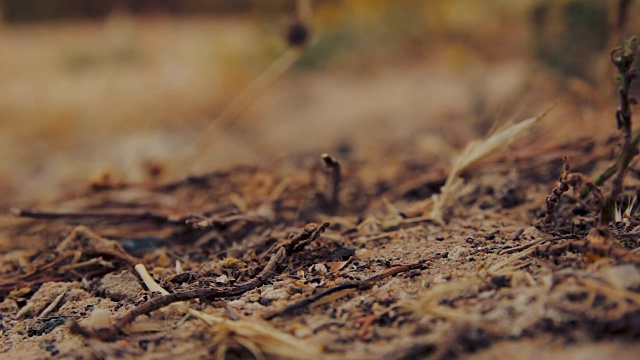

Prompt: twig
[533,238,640,264]
[58,257,113,272]
[38,290,67,319]
[497,235,578,255]
[11,207,257,230]
[0,251,75,286]
[179,0,314,173]
[321,153,341,214]
[185,213,259,228]
[70,222,329,340]
[185,48,303,168]
[11,207,188,223]
[264,254,446,320]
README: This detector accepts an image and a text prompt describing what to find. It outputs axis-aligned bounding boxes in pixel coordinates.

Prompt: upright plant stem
[602,37,638,223]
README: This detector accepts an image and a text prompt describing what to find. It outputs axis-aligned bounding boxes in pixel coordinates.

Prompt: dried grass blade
[430,106,554,225]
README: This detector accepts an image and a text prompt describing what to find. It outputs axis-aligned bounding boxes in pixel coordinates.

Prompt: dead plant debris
[2,30,640,360]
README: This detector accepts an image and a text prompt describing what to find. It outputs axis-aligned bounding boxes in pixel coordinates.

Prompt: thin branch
[11,207,188,223]
[497,234,579,255]
[321,153,341,214]
[533,238,640,264]
[70,222,329,340]
[264,253,447,320]
[11,207,257,229]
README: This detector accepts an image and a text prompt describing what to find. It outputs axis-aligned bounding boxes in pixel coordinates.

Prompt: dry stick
[0,251,75,285]
[497,234,579,255]
[38,290,67,319]
[58,258,113,272]
[533,239,640,265]
[184,47,304,172]
[182,0,312,173]
[71,222,329,340]
[264,254,447,320]
[321,153,341,214]
[11,207,186,223]
[12,207,256,229]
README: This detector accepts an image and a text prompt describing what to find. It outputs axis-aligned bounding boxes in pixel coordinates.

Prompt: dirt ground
[1,7,640,360]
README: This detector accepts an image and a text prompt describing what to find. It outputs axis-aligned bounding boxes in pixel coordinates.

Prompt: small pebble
[449,246,470,260]
[313,263,328,275]
[97,271,144,301]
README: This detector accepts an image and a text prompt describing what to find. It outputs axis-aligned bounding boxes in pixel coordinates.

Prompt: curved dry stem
[184,48,304,172]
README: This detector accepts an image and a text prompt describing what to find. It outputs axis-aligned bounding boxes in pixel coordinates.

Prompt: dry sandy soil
[1,13,640,360]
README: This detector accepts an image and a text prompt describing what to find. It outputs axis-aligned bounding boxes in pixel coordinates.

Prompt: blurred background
[0,0,637,208]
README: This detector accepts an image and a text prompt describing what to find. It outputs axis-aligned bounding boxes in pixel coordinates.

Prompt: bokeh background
[0,0,638,208]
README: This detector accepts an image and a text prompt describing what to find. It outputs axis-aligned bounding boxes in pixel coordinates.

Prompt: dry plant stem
[539,156,571,225]
[12,207,256,230]
[58,258,113,272]
[38,290,67,319]
[603,39,639,222]
[537,156,604,226]
[76,222,329,340]
[497,235,578,255]
[321,153,341,213]
[533,239,640,264]
[11,207,186,223]
[11,208,184,222]
[264,254,446,320]
[591,130,640,189]
[185,48,304,171]
[1,240,137,295]
[0,251,76,285]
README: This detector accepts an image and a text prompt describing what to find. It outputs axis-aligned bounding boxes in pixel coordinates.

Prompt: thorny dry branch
[536,156,604,227]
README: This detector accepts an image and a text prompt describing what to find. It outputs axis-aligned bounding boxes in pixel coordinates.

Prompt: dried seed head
[286,21,309,47]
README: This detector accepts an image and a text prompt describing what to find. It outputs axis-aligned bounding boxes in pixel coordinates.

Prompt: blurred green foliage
[531,0,610,81]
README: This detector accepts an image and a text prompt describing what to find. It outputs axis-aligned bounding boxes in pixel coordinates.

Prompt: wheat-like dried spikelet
[430,106,553,225]
[191,311,322,360]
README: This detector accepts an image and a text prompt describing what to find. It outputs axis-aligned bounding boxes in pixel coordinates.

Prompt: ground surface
[1,13,640,360]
